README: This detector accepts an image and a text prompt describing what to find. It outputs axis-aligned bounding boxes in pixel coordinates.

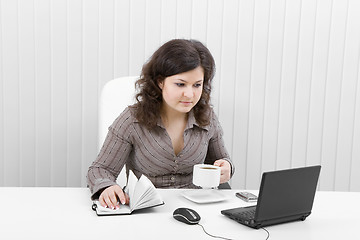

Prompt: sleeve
[86,110,133,200]
[204,111,235,177]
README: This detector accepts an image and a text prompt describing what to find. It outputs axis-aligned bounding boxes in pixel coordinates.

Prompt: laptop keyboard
[234,208,256,220]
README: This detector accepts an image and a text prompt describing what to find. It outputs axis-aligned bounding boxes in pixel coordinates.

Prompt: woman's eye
[194,83,202,88]
[176,83,185,87]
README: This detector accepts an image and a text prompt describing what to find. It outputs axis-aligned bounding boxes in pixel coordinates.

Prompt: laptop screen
[255,165,321,221]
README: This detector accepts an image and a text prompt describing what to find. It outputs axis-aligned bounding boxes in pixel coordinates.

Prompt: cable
[262,227,270,240]
[197,223,270,240]
[197,223,233,240]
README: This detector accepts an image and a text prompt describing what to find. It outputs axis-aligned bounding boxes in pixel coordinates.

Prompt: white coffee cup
[193,164,221,189]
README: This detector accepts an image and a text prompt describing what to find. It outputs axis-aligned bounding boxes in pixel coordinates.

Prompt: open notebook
[92,170,164,216]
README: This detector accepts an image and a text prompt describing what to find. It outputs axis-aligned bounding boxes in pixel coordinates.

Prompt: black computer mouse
[173,208,201,225]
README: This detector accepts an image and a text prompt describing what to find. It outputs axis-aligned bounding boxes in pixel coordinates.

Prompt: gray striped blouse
[87,106,234,199]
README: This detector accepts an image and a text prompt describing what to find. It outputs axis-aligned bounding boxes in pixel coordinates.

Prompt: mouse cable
[197,223,233,240]
[197,223,270,240]
[262,227,270,240]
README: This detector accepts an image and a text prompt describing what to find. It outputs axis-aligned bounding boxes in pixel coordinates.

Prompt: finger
[109,190,120,209]
[124,193,130,204]
[114,187,126,205]
[103,193,113,209]
[213,160,222,167]
[220,169,230,183]
[99,194,107,208]
[215,159,227,167]
[220,174,227,183]
[220,177,225,184]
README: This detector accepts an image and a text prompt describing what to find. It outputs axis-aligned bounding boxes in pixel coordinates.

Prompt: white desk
[0,188,359,240]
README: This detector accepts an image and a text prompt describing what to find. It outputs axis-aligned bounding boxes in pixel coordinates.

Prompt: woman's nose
[183,86,194,98]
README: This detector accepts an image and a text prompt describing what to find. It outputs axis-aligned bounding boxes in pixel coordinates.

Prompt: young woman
[87,39,235,209]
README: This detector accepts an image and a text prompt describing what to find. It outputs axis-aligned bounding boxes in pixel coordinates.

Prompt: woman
[87,39,235,209]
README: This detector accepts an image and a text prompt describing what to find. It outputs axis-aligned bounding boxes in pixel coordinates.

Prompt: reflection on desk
[0,187,359,240]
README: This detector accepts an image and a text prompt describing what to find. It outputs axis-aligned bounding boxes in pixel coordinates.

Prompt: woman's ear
[158,80,163,90]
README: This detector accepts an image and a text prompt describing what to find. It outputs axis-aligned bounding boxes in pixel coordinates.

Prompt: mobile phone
[235,192,258,202]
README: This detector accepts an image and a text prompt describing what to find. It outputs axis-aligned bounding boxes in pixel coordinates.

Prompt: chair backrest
[99,76,138,150]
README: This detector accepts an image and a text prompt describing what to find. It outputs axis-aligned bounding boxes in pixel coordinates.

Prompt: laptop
[221,165,321,229]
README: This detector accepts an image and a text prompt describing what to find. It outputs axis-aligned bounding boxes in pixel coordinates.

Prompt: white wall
[0,0,359,191]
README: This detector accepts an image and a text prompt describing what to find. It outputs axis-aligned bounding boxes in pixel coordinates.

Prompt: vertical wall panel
[292,0,317,168]
[176,0,192,39]
[306,0,332,180]
[2,0,20,186]
[218,0,239,161]
[206,0,224,113]
[98,0,115,88]
[19,0,36,186]
[145,0,161,60]
[321,0,348,190]
[0,0,359,191]
[114,0,130,77]
[277,0,302,170]
[34,0,51,186]
[349,0,360,192]
[51,0,68,187]
[350,53,360,191]
[160,0,176,44]
[67,0,83,187]
[0,0,4,186]
[246,0,271,189]
[129,0,146,74]
[231,0,254,188]
[82,0,99,186]
[261,0,286,174]
[334,0,359,191]
[191,0,208,42]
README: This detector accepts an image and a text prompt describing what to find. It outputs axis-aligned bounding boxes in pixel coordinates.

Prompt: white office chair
[99,76,139,187]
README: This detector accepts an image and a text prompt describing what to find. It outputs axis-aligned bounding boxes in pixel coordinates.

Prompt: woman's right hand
[99,185,130,209]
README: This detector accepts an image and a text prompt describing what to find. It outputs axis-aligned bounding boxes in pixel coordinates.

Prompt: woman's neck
[160,106,188,127]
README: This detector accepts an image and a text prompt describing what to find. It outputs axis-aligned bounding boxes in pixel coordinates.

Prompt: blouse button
[171,176,175,181]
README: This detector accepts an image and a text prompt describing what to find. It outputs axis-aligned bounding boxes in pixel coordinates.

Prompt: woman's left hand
[213,159,231,183]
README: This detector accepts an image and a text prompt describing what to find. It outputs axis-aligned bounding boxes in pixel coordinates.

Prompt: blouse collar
[156,110,210,131]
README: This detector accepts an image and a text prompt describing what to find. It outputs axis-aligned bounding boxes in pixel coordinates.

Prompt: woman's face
[159,66,204,115]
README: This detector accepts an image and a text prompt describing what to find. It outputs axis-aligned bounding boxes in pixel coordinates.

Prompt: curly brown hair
[131,39,215,129]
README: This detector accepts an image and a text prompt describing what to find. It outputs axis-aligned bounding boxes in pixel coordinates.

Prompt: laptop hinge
[254,212,312,229]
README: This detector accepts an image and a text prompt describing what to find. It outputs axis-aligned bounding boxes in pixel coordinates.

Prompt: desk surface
[0,187,359,240]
